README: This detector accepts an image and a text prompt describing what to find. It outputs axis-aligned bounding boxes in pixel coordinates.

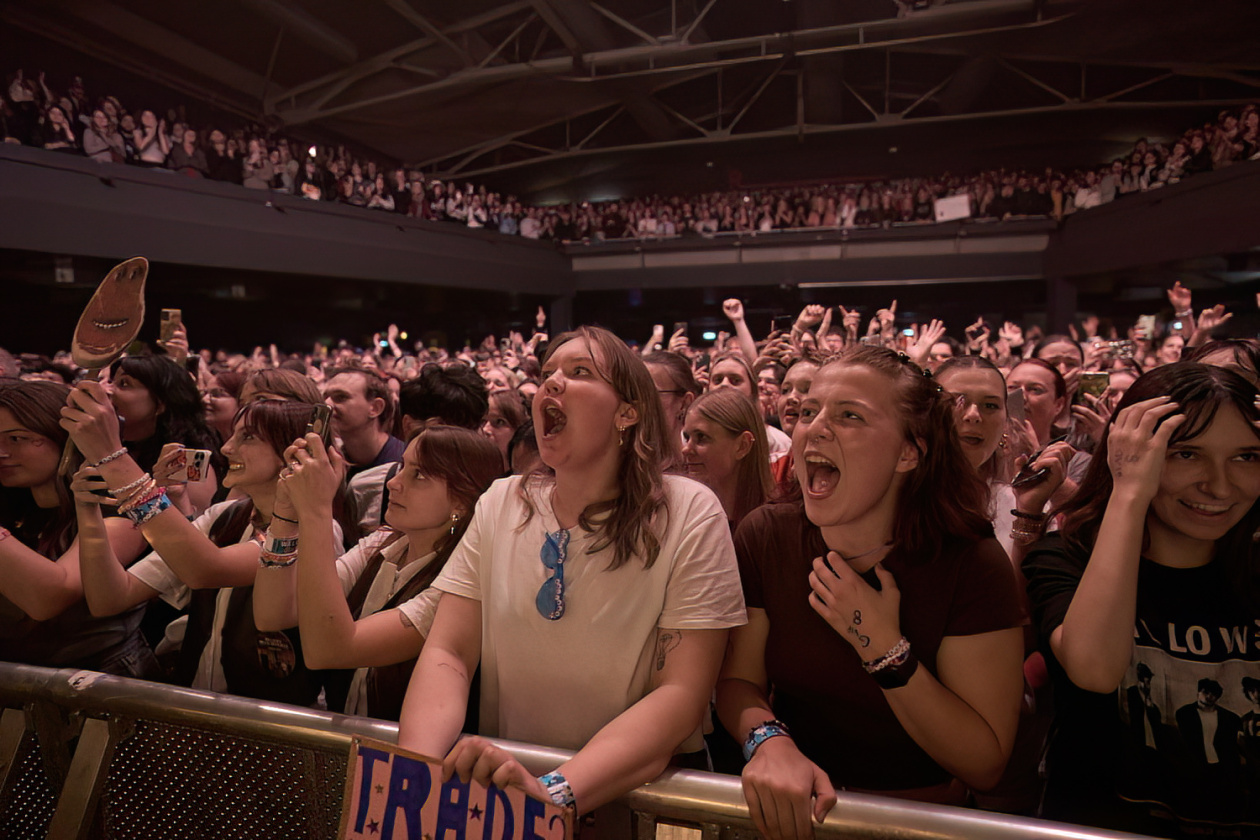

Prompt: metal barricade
[0,663,1152,840]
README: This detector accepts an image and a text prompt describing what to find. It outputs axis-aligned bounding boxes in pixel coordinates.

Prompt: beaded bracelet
[863,637,911,674]
[119,483,162,514]
[110,473,151,498]
[88,447,128,468]
[1009,508,1047,523]
[538,771,576,809]
[116,478,158,510]
[1009,526,1042,546]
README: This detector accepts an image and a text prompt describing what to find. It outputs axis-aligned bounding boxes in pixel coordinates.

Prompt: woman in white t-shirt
[398,325,746,815]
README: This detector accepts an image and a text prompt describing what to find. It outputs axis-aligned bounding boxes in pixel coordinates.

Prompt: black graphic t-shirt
[1025,534,1260,838]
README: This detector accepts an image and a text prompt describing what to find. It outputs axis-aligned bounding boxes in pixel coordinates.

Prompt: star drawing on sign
[375,784,385,794]
[469,804,483,820]
[367,818,380,834]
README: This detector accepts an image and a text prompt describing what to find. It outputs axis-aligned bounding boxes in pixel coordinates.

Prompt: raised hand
[906,318,946,368]
[723,298,746,323]
[281,434,347,517]
[838,306,860,337]
[1196,304,1233,336]
[60,380,123,464]
[795,304,825,331]
[1166,281,1192,313]
[998,321,1024,349]
[1105,397,1184,505]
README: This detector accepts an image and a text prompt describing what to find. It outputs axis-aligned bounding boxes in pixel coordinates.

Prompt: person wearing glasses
[398,326,746,815]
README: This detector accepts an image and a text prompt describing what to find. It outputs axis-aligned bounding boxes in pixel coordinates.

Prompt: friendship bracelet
[125,493,171,526]
[271,513,299,525]
[742,719,792,762]
[88,447,129,468]
[537,771,576,809]
[118,482,161,514]
[863,637,911,674]
[259,550,298,568]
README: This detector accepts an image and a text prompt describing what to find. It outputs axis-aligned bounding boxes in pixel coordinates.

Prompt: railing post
[46,716,122,840]
[0,707,27,802]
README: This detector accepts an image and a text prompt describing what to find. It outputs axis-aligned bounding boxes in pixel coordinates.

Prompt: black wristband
[869,651,919,690]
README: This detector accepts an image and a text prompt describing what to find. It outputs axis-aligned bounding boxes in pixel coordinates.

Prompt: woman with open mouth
[716,345,1025,839]
[63,390,344,705]
[397,325,746,817]
[1024,362,1260,835]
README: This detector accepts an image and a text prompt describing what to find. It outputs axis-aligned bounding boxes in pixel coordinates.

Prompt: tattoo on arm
[846,626,871,647]
[655,629,682,671]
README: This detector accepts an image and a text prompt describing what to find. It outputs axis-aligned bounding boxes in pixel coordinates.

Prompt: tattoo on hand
[853,609,862,626]
[655,630,681,671]
[846,626,872,647]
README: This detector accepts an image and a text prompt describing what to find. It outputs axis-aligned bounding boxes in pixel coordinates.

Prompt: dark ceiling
[5,0,1260,201]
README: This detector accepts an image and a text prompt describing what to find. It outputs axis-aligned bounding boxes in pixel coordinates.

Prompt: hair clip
[896,351,911,365]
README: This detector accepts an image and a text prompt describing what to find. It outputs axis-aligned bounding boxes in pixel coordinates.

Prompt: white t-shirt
[432,474,746,751]
[334,530,441,715]
[129,500,343,693]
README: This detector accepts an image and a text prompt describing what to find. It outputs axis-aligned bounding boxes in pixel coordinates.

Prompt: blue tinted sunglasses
[536,529,570,621]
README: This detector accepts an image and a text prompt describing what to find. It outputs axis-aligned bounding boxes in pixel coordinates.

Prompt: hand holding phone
[306,405,333,448]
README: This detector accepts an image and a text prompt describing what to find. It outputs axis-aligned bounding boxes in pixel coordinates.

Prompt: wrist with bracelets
[259,529,299,568]
[538,771,576,809]
[742,719,791,762]
[863,636,919,690]
[1009,508,1046,545]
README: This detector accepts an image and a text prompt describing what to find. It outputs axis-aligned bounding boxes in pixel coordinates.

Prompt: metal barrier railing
[0,663,1152,840]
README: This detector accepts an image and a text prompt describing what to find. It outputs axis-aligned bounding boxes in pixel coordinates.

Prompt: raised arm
[723,299,759,366]
[62,381,258,590]
[69,467,161,616]
[0,469,148,620]
[1047,397,1182,692]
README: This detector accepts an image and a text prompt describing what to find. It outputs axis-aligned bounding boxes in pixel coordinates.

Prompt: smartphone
[1011,434,1070,490]
[306,404,333,447]
[1104,340,1137,360]
[159,308,182,342]
[772,315,795,333]
[1136,315,1156,341]
[1078,371,1110,400]
[157,445,211,484]
[1006,387,1027,424]
[672,321,688,337]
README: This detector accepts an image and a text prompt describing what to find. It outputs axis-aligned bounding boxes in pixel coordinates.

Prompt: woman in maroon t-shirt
[716,346,1025,839]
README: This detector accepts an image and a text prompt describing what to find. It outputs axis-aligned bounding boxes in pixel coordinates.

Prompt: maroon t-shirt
[734,501,1024,790]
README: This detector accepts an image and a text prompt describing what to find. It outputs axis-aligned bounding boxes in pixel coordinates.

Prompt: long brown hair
[0,379,79,557]
[818,347,993,562]
[520,326,669,570]
[1056,362,1260,607]
[688,389,772,524]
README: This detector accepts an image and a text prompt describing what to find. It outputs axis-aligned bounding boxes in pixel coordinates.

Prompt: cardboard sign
[339,737,573,840]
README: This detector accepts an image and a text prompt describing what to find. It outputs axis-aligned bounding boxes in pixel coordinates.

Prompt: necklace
[837,541,894,565]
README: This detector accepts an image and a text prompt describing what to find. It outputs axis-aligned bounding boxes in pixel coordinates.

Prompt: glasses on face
[535,528,570,621]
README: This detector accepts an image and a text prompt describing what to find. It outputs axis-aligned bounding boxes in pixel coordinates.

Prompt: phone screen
[1007,387,1027,424]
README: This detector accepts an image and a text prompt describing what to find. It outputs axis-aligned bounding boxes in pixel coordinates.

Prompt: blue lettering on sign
[435,774,472,840]
[483,785,515,840]
[355,747,391,833]
[381,755,433,839]
[524,793,548,840]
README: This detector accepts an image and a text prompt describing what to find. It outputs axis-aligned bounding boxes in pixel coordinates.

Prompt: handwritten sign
[339,737,573,840]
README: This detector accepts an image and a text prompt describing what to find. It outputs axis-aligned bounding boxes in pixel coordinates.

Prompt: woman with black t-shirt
[1024,362,1260,837]
[716,346,1024,839]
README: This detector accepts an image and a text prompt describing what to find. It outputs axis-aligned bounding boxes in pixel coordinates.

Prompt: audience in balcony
[4,67,1257,248]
